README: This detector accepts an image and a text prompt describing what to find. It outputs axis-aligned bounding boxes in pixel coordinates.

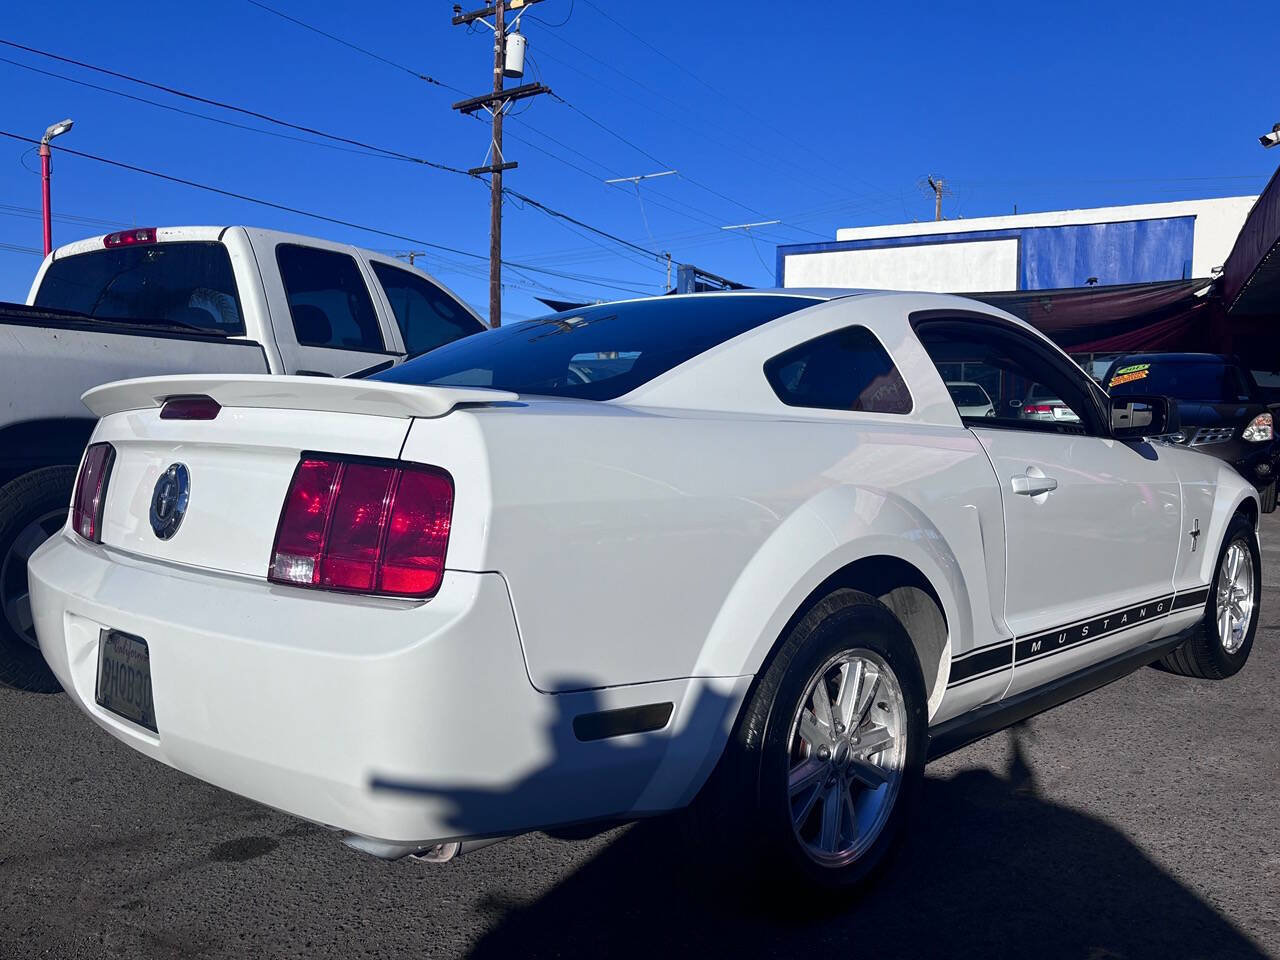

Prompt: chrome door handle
[1011,473,1058,496]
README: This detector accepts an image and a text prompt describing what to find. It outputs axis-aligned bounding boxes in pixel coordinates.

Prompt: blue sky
[1,0,1276,322]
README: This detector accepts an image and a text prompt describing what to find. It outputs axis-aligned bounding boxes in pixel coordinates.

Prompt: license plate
[95,630,157,732]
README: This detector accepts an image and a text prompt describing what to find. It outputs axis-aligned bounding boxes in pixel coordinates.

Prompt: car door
[915,316,1183,698]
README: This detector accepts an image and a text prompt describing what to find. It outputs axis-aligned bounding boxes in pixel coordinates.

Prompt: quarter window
[764,325,912,414]
[276,245,384,352]
[370,262,483,356]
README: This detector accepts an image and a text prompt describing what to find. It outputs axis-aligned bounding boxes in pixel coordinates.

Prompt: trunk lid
[84,375,511,578]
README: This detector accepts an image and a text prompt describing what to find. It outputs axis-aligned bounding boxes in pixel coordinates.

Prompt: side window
[276,245,384,352]
[914,319,1099,434]
[370,262,483,356]
[765,325,912,414]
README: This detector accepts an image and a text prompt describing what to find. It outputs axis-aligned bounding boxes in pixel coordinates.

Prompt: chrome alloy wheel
[1216,540,1256,654]
[786,649,906,867]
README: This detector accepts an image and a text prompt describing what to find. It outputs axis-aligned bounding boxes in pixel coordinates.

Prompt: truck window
[276,245,385,352]
[370,262,483,356]
[34,242,245,335]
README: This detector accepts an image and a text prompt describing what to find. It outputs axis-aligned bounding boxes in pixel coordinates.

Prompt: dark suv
[1105,353,1278,511]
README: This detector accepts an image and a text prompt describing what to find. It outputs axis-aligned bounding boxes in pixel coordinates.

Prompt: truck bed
[0,301,270,423]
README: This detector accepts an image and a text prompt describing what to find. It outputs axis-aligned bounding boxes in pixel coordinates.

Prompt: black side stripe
[948,644,1013,685]
[946,586,1211,687]
[1172,587,1210,611]
[1014,594,1174,665]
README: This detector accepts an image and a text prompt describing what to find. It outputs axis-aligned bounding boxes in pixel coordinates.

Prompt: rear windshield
[372,295,820,400]
[1108,360,1252,403]
[34,241,245,335]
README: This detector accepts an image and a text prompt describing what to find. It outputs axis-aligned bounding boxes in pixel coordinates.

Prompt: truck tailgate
[0,318,267,421]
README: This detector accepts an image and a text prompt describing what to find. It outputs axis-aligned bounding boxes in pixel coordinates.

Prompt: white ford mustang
[29,290,1262,892]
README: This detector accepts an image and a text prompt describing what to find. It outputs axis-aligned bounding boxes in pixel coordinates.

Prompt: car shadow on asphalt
[462,726,1266,960]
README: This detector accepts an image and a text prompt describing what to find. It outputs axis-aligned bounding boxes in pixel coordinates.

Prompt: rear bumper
[29,534,749,846]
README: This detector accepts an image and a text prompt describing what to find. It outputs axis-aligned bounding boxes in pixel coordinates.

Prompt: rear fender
[692,483,972,699]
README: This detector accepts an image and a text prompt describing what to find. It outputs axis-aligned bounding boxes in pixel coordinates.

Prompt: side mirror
[1110,395,1179,441]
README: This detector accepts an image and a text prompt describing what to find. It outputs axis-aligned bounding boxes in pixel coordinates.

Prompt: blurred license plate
[95,630,157,732]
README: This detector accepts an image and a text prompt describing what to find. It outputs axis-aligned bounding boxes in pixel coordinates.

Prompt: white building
[777,196,1257,293]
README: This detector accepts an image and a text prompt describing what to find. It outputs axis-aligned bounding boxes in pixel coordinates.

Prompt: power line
[0,54,397,162]
[0,40,769,287]
[548,93,817,232]
[0,240,42,256]
[0,39,474,175]
[505,187,665,264]
[0,200,126,229]
[577,0,883,196]
[243,0,466,93]
[0,129,652,295]
[528,33,844,206]
[524,0,576,28]
[551,94,667,170]
[234,0,850,233]
[1,39,686,272]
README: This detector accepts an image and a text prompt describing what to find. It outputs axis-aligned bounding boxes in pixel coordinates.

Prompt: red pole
[39,141,52,256]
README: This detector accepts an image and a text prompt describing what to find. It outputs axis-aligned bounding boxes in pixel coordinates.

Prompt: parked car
[944,380,994,417]
[29,291,1260,894]
[1104,353,1279,512]
[0,225,483,690]
[1019,383,1081,423]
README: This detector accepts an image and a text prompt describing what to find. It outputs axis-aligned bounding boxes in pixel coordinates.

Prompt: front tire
[0,466,75,693]
[1260,482,1276,515]
[1160,513,1260,680]
[691,589,927,896]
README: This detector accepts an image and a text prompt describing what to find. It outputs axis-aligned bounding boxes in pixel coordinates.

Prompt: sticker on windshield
[1109,363,1150,388]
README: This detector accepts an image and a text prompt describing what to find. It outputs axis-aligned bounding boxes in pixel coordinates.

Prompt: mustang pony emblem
[149,463,190,540]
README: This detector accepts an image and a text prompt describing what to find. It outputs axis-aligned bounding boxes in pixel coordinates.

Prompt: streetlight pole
[39,118,74,256]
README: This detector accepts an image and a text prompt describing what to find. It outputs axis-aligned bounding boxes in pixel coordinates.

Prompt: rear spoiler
[82,374,518,420]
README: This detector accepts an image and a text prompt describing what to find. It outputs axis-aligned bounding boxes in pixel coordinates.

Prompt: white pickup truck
[0,225,484,689]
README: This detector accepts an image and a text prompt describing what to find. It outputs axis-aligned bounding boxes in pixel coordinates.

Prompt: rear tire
[0,466,75,693]
[1260,482,1276,514]
[688,589,927,898]
[1160,514,1260,680]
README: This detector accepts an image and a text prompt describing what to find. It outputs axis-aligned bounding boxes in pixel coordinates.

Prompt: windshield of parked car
[372,294,822,400]
[946,383,989,406]
[34,242,245,335]
[1108,360,1252,403]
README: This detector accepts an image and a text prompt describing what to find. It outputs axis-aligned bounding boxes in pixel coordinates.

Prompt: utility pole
[452,1,550,326]
[927,175,946,221]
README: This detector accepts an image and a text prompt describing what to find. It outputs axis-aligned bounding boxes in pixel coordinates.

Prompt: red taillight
[160,395,222,420]
[1023,404,1053,414]
[72,442,115,543]
[379,469,455,596]
[269,457,453,599]
[103,227,157,248]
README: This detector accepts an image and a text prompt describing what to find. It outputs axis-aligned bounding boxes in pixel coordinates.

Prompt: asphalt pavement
[2,515,1277,959]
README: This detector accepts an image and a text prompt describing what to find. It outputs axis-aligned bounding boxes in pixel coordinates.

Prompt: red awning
[1220,165,1280,316]
[969,279,1216,352]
